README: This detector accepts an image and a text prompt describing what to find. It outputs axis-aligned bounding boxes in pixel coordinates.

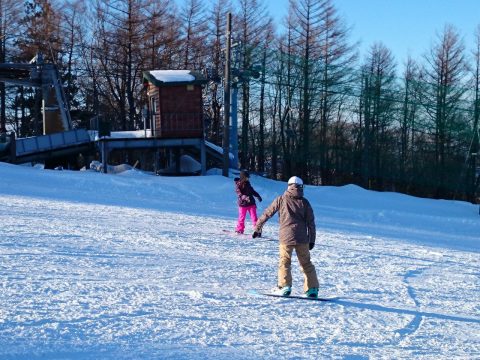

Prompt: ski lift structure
[0,56,223,174]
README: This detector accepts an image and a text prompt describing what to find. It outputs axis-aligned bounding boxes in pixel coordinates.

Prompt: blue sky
[266,0,480,64]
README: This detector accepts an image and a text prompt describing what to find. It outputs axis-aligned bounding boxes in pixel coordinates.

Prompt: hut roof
[143,70,207,87]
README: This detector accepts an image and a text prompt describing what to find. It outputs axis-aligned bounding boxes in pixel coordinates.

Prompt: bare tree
[359,42,397,189]
[179,0,209,69]
[288,0,327,182]
[469,25,480,201]
[142,0,173,70]
[203,0,231,145]
[16,0,64,135]
[422,24,468,197]
[0,0,21,133]
[90,0,176,131]
[17,0,63,62]
[275,11,303,180]
[234,0,270,170]
[398,56,421,192]
[315,0,357,185]
[60,0,87,125]
[255,19,274,173]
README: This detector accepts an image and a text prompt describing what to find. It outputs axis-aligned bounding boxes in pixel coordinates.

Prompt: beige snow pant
[278,243,319,292]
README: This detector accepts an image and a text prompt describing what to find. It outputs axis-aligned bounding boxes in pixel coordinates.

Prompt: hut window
[150,97,157,114]
[186,84,194,91]
[149,97,157,133]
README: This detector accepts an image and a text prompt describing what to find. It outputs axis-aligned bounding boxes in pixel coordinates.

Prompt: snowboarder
[252,176,319,298]
[234,170,262,234]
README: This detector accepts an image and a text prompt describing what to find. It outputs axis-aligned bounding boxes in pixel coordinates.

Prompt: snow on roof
[205,140,234,160]
[149,70,195,83]
[89,130,152,141]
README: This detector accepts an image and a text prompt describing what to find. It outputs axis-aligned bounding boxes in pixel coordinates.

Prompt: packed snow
[0,162,479,359]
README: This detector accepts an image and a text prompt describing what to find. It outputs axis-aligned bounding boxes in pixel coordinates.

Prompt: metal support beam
[10,132,16,163]
[222,12,232,178]
[101,140,108,174]
[230,84,239,169]
[200,140,206,175]
[0,55,72,134]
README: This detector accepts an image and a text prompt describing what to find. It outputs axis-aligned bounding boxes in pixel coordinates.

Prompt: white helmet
[287,176,303,186]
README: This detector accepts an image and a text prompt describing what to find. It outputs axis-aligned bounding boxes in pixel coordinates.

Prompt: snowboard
[249,289,337,302]
[222,230,276,241]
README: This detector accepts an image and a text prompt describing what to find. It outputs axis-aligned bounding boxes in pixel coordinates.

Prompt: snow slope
[0,162,479,359]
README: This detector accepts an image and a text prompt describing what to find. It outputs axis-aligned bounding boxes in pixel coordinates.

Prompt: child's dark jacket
[234,178,261,207]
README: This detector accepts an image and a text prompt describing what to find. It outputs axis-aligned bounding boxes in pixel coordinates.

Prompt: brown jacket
[254,186,316,246]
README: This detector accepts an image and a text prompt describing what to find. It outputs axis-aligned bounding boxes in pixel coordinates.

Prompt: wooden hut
[143,70,207,138]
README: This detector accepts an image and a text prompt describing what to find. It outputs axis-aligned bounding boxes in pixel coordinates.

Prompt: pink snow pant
[235,205,258,233]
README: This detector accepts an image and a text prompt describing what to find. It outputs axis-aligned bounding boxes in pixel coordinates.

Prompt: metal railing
[15,129,91,157]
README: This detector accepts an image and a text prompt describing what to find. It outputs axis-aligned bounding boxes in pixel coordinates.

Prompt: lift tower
[0,53,72,134]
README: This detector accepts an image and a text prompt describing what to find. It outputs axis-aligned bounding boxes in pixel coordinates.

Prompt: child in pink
[234,171,262,234]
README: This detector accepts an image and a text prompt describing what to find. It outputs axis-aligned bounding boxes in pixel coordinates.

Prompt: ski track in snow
[0,171,479,359]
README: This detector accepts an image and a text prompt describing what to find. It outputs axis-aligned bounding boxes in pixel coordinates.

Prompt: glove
[257,196,262,202]
[309,242,315,250]
[252,231,262,238]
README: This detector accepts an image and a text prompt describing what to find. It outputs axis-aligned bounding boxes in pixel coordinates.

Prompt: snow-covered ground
[0,162,479,359]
